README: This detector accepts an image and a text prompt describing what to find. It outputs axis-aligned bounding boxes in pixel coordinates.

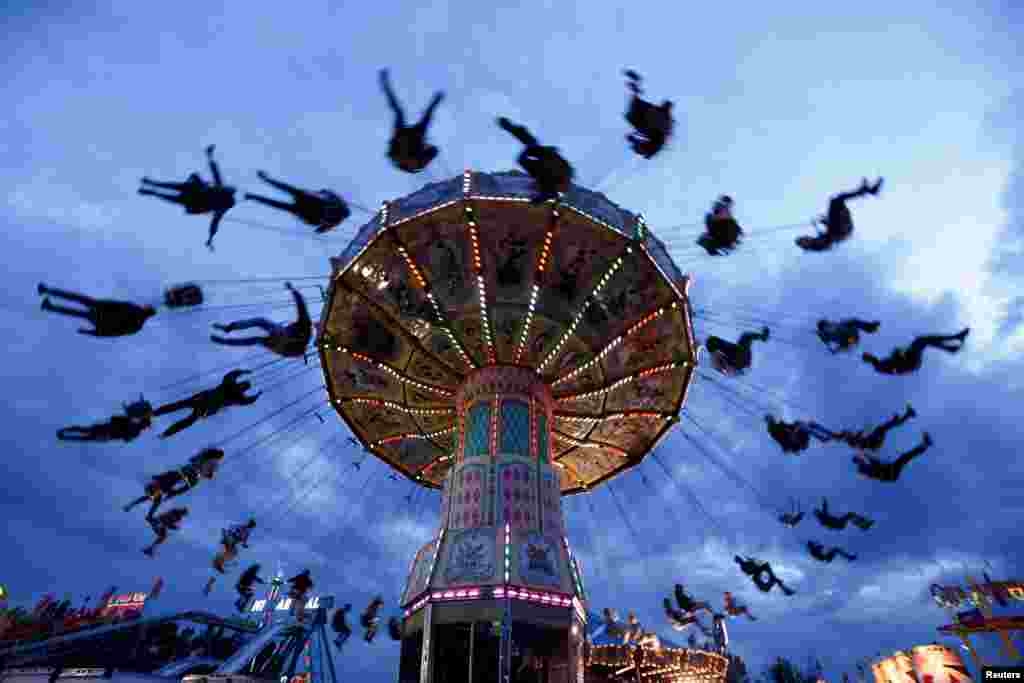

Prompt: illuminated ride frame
[0,574,339,683]
[931,580,1024,669]
[181,571,339,683]
[318,170,699,683]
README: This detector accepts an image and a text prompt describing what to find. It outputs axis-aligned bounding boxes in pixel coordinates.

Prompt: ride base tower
[399,365,587,683]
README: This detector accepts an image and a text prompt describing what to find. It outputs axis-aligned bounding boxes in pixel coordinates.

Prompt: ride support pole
[957,632,984,670]
[996,628,1021,660]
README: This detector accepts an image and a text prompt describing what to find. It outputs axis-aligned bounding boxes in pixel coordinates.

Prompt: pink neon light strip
[402,585,573,616]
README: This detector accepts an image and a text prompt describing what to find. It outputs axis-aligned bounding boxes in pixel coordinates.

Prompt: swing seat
[707,217,742,245]
[709,351,741,377]
[124,398,154,419]
[165,283,204,308]
[388,616,403,640]
[795,235,833,252]
[314,198,351,232]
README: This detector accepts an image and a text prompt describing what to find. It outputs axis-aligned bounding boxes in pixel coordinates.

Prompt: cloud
[984,90,1024,363]
[7,170,125,233]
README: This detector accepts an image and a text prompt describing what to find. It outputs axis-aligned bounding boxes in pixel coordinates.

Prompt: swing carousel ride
[318,169,705,683]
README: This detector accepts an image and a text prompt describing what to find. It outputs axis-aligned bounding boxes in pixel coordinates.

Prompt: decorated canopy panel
[319,170,697,493]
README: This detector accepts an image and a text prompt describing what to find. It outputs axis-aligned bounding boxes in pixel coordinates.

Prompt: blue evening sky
[2,0,1022,680]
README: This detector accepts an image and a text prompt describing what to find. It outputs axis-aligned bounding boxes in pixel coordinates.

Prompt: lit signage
[102,592,148,617]
[930,582,1024,609]
[249,596,333,613]
[60,669,111,678]
[108,593,147,607]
